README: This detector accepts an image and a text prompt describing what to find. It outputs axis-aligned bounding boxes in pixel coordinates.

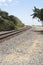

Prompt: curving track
[0,26,32,41]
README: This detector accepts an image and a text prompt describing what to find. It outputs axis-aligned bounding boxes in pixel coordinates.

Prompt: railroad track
[0,26,32,41]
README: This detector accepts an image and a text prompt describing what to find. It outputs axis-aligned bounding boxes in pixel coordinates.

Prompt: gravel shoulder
[0,27,43,65]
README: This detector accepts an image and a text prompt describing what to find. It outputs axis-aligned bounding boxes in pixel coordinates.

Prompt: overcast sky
[0,0,43,25]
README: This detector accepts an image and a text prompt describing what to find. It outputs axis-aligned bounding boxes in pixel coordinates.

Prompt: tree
[0,10,8,17]
[31,6,43,26]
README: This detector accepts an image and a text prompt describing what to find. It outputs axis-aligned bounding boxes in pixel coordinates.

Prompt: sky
[0,0,43,25]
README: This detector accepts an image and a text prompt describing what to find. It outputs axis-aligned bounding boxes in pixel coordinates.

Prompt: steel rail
[0,26,32,40]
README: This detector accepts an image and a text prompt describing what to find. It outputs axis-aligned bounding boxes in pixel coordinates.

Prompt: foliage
[0,10,24,31]
[31,6,43,26]
[0,10,8,18]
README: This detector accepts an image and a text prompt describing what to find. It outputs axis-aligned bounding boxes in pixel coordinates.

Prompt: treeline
[0,10,24,31]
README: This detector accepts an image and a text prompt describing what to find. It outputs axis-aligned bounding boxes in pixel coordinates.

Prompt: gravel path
[0,27,43,65]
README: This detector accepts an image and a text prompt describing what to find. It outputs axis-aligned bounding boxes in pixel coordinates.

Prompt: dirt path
[0,27,43,65]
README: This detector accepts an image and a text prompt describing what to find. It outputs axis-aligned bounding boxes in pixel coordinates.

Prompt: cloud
[8,0,12,2]
[0,0,6,3]
[13,0,20,5]
[0,0,24,6]
[0,0,12,3]
[0,0,12,6]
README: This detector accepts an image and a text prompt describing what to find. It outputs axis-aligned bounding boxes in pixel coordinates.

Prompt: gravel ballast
[0,27,43,65]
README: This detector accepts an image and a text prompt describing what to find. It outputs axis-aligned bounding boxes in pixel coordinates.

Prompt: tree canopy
[0,10,8,17]
[31,6,43,26]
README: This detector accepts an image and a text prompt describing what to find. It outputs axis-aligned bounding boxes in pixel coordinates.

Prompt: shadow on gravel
[34,30,43,34]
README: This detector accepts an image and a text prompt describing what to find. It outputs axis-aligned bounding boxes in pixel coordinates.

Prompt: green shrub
[0,10,25,31]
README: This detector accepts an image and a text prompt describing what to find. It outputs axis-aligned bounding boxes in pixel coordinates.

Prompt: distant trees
[31,6,43,26]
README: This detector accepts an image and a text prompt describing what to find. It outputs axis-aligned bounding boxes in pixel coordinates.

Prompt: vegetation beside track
[0,10,24,31]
